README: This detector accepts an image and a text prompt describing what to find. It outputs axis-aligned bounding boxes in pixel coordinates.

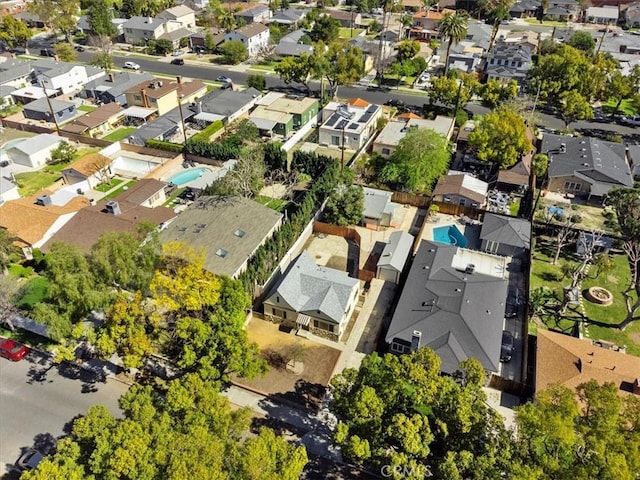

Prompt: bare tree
[559,230,603,314]
[0,276,20,331]
[619,240,640,329]
[91,154,112,184]
[553,221,575,265]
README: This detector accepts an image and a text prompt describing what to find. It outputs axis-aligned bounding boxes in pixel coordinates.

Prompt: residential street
[0,352,129,477]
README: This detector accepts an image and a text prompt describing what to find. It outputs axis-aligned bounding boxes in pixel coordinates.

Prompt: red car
[0,338,30,361]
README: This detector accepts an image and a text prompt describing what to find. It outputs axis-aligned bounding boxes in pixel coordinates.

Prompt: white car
[123,61,140,70]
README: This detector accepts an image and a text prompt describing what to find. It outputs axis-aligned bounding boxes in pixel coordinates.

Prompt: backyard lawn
[15,170,60,196]
[78,105,98,113]
[104,180,137,199]
[530,237,640,356]
[102,127,137,143]
[535,197,619,234]
[339,27,365,39]
[255,195,288,212]
[95,178,123,192]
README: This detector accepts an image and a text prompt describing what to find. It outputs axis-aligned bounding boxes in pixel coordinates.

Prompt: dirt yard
[235,319,342,409]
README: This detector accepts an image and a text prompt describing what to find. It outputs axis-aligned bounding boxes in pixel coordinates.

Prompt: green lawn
[339,27,365,39]
[249,64,277,72]
[531,238,640,356]
[102,127,137,143]
[15,170,60,196]
[255,195,288,212]
[78,105,98,113]
[163,187,186,207]
[17,276,49,310]
[104,180,136,199]
[95,178,123,192]
[524,18,567,27]
[603,98,638,116]
[509,197,521,216]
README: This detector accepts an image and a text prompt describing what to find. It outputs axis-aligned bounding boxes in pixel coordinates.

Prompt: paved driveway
[0,351,129,476]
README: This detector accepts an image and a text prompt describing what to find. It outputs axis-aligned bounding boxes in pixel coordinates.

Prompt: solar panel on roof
[358,112,372,123]
[348,123,358,130]
[336,119,349,129]
[366,105,378,113]
[325,113,341,127]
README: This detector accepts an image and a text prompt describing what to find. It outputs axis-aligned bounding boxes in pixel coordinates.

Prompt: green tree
[567,30,596,54]
[219,40,249,64]
[53,42,76,62]
[274,53,314,92]
[480,79,518,108]
[429,74,477,110]
[380,127,450,194]
[468,106,530,169]
[216,7,237,32]
[396,39,420,62]
[91,51,114,72]
[0,229,20,275]
[28,0,57,29]
[247,73,266,91]
[559,90,593,128]
[153,38,173,55]
[204,31,217,52]
[309,14,340,43]
[605,70,634,116]
[439,11,468,74]
[87,0,117,37]
[531,153,548,184]
[315,41,364,99]
[49,141,77,165]
[0,16,33,50]
[324,184,364,226]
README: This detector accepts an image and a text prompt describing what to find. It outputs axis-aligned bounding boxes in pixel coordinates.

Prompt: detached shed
[376,231,415,283]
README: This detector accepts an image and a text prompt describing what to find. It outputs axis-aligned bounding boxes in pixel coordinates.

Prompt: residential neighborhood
[0,0,639,478]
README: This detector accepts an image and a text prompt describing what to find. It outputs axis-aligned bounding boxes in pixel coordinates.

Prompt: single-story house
[61,153,114,189]
[275,29,313,57]
[195,87,262,123]
[159,196,283,278]
[586,6,619,24]
[376,231,415,284]
[497,154,531,190]
[6,133,64,169]
[0,174,20,204]
[0,57,32,88]
[263,251,360,341]
[541,134,634,200]
[125,103,194,146]
[270,8,309,25]
[479,213,531,257]
[235,5,271,24]
[385,239,509,374]
[362,187,398,229]
[83,71,155,105]
[326,10,363,28]
[372,116,455,158]
[536,329,640,399]
[61,103,124,137]
[116,178,167,208]
[23,97,77,123]
[432,171,488,208]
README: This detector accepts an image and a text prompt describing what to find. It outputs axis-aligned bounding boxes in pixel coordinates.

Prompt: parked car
[17,449,44,471]
[123,61,140,70]
[622,115,640,126]
[385,99,404,107]
[216,75,232,83]
[75,45,85,52]
[39,48,55,57]
[172,50,185,56]
[171,58,184,65]
[500,331,514,363]
[0,338,30,361]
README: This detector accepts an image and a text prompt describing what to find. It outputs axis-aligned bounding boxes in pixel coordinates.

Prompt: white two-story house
[223,23,270,57]
[32,59,105,95]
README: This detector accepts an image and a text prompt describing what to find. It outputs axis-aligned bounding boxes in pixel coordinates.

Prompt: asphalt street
[0,352,129,476]
[72,52,639,139]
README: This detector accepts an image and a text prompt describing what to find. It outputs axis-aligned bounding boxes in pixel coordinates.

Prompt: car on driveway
[500,331,514,363]
[216,75,231,83]
[17,449,44,471]
[75,45,85,52]
[0,337,30,361]
[123,61,140,70]
[171,58,184,65]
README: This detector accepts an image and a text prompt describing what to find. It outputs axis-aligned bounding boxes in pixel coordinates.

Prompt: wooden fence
[432,201,482,219]
[1,118,52,134]
[184,152,225,167]
[391,191,431,208]
[488,374,532,397]
[313,221,362,245]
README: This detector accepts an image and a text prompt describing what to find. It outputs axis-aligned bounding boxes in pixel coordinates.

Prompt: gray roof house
[376,231,415,284]
[479,213,531,257]
[159,196,283,278]
[23,97,77,123]
[628,145,640,180]
[362,187,398,229]
[0,58,32,88]
[126,103,194,146]
[263,251,360,341]
[83,71,155,105]
[541,133,634,199]
[275,29,313,57]
[236,5,271,24]
[196,87,262,123]
[385,240,509,374]
[270,8,309,25]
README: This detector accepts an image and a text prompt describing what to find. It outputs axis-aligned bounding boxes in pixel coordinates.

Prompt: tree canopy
[323,180,364,226]
[380,127,451,194]
[219,40,249,65]
[468,106,530,169]
[22,373,308,479]
[0,15,32,49]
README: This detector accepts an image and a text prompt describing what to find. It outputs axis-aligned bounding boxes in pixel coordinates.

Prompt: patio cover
[123,106,156,119]
[194,112,225,123]
[296,313,311,327]
[250,117,279,131]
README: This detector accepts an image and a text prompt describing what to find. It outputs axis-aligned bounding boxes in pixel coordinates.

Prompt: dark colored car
[0,338,30,361]
[40,48,55,57]
[17,449,44,471]
[75,45,85,52]
[500,331,514,363]
[171,58,184,65]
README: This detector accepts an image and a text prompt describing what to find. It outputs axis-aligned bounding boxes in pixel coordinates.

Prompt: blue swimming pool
[433,225,468,248]
[169,167,209,186]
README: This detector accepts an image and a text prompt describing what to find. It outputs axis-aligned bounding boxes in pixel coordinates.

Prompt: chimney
[105,201,121,215]
[140,89,149,108]
[410,330,422,351]
[195,101,202,114]
[36,194,52,206]
[176,75,182,85]
[108,73,115,83]
[147,17,152,23]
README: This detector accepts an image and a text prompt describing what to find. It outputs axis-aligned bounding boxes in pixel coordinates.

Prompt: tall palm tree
[440,11,469,75]
[398,14,413,41]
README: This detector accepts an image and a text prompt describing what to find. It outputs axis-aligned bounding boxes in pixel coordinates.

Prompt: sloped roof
[0,58,31,83]
[498,153,531,186]
[9,134,62,155]
[159,5,194,18]
[198,87,262,117]
[433,173,488,204]
[275,42,313,56]
[62,153,112,177]
[115,178,167,205]
[479,213,531,249]
[159,27,196,42]
[363,187,394,220]
[377,231,414,273]
[123,16,166,30]
[267,251,359,324]
[536,329,640,398]
[24,97,75,114]
[346,97,370,107]
[84,72,155,99]
[232,22,269,38]
[62,103,123,131]
[386,240,508,374]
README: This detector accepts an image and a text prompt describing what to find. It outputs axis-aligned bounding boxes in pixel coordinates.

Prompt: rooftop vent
[35,194,52,206]
[216,248,228,258]
[411,330,422,351]
[234,229,246,238]
[465,264,475,274]
[105,201,121,215]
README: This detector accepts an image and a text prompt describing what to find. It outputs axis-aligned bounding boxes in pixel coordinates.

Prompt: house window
[382,147,391,155]
[283,311,287,319]
[276,296,280,303]
[331,135,340,146]
[390,342,408,354]
[459,198,466,206]
[564,181,582,191]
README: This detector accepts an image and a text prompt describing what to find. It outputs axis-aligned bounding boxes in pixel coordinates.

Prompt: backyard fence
[313,221,362,245]
[432,201,482,219]
[488,374,532,398]
[391,191,431,208]
[1,118,53,134]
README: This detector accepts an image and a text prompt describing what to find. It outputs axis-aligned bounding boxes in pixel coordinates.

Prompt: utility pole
[177,92,187,145]
[341,124,346,172]
[41,81,60,135]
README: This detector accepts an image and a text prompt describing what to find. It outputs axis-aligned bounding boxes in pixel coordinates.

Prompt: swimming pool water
[433,225,468,248]
[169,167,209,186]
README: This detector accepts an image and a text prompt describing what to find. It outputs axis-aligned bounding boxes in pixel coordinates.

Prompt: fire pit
[585,287,613,306]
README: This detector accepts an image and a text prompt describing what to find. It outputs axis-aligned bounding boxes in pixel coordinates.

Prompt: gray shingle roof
[85,72,155,99]
[385,240,508,374]
[480,213,531,249]
[363,187,394,220]
[24,97,75,114]
[10,134,62,155]
[541,133,633,191]
[0,58,32,83]
[377,231,414,273]
[123,16,166,30]
[267,251,359,324]
[275,42,313,56]
[127,104,193,145]
[198,88,261,117]
[271,8,308,23]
